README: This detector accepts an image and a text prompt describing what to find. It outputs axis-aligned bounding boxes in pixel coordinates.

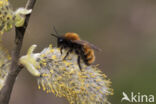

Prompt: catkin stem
[0,0,37,104]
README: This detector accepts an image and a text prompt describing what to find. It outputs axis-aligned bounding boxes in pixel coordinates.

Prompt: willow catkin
[0,43,11,90]
[0,0,32,34]
[20,44,114,104]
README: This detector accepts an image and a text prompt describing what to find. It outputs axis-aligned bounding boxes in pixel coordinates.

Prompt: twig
[0,0,37,104]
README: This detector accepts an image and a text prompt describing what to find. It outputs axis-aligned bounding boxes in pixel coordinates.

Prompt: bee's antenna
[52,25,61,36]
[50,34,59,38]
[50,25,61,38]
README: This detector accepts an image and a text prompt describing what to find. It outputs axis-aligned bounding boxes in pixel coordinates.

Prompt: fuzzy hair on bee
[51,27,101,70]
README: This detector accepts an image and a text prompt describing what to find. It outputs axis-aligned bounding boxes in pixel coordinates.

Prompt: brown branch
[0,0,37,104]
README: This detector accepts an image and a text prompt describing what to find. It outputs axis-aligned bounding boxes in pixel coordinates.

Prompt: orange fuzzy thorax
[64,32,80,40]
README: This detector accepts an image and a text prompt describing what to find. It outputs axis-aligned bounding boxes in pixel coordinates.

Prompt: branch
[0,0,37,104]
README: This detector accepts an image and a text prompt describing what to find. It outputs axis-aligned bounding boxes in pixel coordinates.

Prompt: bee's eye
[59,38,63,42]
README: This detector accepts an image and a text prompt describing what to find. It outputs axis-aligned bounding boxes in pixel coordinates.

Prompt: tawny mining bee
[51,28,101,70]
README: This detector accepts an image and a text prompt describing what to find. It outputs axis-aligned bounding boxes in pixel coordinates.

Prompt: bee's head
[50,26,63,47]
[57,37,64,47]
[50,34,63,47]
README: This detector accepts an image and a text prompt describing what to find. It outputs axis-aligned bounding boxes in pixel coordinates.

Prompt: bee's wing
[72,40,102,51]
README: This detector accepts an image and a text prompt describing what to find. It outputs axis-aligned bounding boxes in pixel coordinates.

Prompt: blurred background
[2,0,156,104]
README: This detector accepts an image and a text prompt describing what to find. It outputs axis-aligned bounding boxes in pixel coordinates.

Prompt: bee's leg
[77,55,82,71]
[63,49,72,60]
[60,47,63,55]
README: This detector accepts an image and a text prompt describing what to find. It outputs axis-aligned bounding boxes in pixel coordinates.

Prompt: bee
[51,28,101,70]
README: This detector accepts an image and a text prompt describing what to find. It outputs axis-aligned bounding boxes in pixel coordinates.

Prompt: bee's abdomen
[86,51,95,65]
[83,45,95,65]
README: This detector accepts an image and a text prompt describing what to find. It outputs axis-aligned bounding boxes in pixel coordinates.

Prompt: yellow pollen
[50,49,54,53]
[38,85,41,90]
[52,55,56,60]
